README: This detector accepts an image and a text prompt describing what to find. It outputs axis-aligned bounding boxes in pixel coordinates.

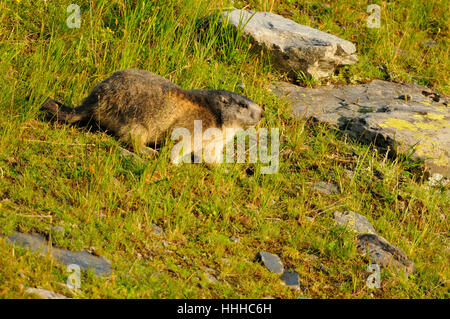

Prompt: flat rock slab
[333,211,377,235]
[357,234,415,274]
[25,288,68,299]
[219,10,357,79]
[271,80,450,177]
[313,181,339,195]
[256,251,284,274]
[5,232,112,277]
[280,269,300,289]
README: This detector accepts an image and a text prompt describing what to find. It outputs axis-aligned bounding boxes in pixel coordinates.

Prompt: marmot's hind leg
[118,124,158,158]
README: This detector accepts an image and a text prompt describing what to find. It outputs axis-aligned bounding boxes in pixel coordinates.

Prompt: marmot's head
[206,90,264,128]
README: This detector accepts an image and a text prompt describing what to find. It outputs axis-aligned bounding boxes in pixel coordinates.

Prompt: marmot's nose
[249,103,264,122]
[254,107,264,120]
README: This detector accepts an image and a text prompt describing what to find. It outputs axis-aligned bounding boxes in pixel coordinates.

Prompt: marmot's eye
[239,102,248,108]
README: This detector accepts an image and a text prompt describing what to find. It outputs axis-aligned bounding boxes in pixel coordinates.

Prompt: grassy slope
[0,0,448,298]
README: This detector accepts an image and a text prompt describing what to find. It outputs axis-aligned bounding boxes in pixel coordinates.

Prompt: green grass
[0,0,448,298]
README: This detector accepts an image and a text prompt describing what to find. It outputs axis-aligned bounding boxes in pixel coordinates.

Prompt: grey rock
[25,288,68,299]
[271,80,450,177]
[423,38,437,48]
[256,251,284,274]
[333,211,377,234]
[201,267,218,283]
[51,226,65,235]
[219,10,357,79]
[201,266,215,273]
[344,169,354,179]
[318,263,330,274]
[357,234,415,274]
[313,181,339,195]
[230,236,240,243]
[151,225,164,235]
[206,273,218,283]
[118,146,145,164]
[427,173,449,187]
[6,232,112,276]
[53,249,112,277]
[280,269,300,289]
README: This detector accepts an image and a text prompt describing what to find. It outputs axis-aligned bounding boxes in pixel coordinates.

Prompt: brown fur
[41,69,264,155]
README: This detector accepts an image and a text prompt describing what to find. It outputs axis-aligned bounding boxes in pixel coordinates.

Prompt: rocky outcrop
[333,211,377,235]
[218,10,358,79]
[5,232,112,277]
[271,80,450,177]
[357,234,416,274]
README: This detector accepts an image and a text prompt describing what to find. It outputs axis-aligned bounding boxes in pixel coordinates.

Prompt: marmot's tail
[41,98,90,123]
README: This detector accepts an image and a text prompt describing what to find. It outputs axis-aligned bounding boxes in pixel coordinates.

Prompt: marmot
[41,69,264,162]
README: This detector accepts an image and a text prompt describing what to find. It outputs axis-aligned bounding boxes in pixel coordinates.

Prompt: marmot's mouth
[244,121,261,129]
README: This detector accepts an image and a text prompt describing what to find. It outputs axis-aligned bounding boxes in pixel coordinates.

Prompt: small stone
[51,226,65,235]
[333,211,377,234]
[201,266,215,273]
[230,236,240,243]
[256,251,284,274]
[344,170,354,179]
[118,146,144,164]
[427,173,449,187]
[318,263,329,274]
[423,38,437,48]
[206,273,218,283]
[280,269,300,289]
[313,181,339,195]
[201,267,218,283]
[25,288,68,299]
[238,82,245,90]
[151,225,164,235]
[357,234,415,274]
